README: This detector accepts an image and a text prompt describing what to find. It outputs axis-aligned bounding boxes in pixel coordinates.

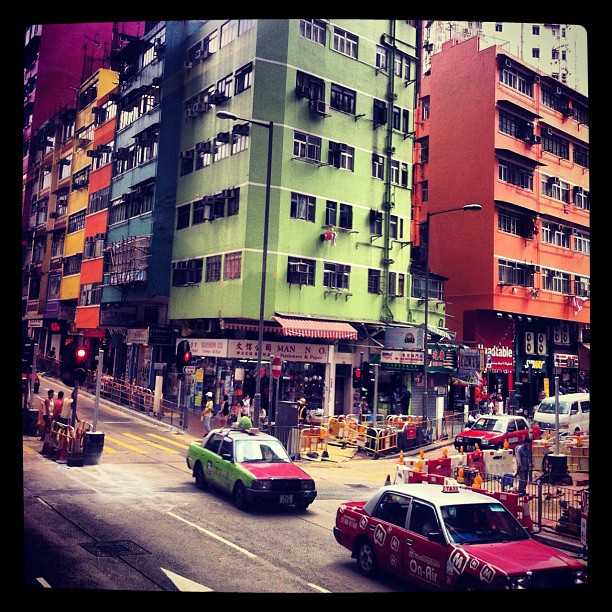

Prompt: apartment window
[72,166,90,191]
[290,192,316,222]
[88,187,110,214]
[500,65,533,97]
[83,234,105,259]
[325,201,353,229]
[573,143,589,169]
[324,262,350,290]
[296,71,325,102]
[224,251,242,280]
[328,142,354,170]
[573,186,590,211]
[299,19,326,45]
[499,109,534,140]
[333,27,358,58]
[193,198,212,225]
[541,221,571,249]
[573,230,590,255]
[177,204,191,230]
[498,259,535,287]
[79,283,101,306]
[495,23,503,32]
[376,45,387,71]
[372,154,384,179]
[330,83,356,114]
[532,25,540,35]
[542,268,571,293]
[541,175,570,202]
[368,269,381,294]
[421,181,429,203]
[238,19,255,36]
[214,137,230,162]
[235,62,253,95]
[51,232,65,258]
[542,130,569,159]
[205,255,222,282]
[220,20,238,48]
[293,131,321,162]
[574,275,590,297]
[419,138,429,163]
[389,215,401,239]
[180,150,195,176]
[393,107,410,134]
[287,257,315,286]
[391,160,408,187]
[421,97,430,120]
[227,188,240,216]
[58,155,72,180]
[195,142,212,169]
[232,129,249,155]
[370,209,383,235]
[498,159,534,191]
[67,210,86,233]
[373,99,387,127]
[388,271,405,297]
[412,275,443,301]
[532,48,540,59]
[172,259,203,286]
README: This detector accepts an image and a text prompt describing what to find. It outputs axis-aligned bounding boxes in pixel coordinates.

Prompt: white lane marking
[166,511,257,558]
[161,568,213,592]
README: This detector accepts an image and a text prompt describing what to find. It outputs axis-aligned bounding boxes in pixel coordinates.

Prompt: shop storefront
[177,338,333,422]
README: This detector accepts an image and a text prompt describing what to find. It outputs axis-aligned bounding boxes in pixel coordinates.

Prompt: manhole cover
[80,540,151,557]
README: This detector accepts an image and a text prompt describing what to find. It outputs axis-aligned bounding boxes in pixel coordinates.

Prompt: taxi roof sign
[442,478,459,493]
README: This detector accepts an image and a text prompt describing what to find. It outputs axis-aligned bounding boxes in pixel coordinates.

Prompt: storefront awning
[273,316,358,340]
[427,324,454,341]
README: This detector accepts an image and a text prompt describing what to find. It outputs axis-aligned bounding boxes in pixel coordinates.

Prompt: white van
[532,392,589,435]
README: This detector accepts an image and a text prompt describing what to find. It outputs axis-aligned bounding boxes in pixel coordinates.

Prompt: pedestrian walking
[400,386,411,415]
[52,390,64,423]
[219,394,230,428]
[40,389,54,440]
[516,437,532,496]
[201,392,213,432]
[58,391,74,426]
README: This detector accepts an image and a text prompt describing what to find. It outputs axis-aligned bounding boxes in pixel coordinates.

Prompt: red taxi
[333,479,587,591]
[454,414,537,452]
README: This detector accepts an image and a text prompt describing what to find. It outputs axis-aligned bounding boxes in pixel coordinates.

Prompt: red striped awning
[273,316,358,340]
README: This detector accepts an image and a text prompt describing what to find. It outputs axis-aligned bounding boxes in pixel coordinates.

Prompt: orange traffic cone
[55,429,69,464]
[398,451,404,465]
[67,427,84,467]
[521,496,533,531]
[384,474,391,486]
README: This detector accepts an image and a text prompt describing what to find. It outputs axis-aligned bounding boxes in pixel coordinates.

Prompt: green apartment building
[168,19,422,417]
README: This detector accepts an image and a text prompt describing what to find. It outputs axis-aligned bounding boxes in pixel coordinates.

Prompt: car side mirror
[426,531,444,544]
[221,453,233,461]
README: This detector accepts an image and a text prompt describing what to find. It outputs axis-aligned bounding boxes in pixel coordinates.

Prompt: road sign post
[271,356,283,380]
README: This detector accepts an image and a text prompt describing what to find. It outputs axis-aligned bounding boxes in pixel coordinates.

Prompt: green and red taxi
[186,425,317,511]
[333,479,587,591]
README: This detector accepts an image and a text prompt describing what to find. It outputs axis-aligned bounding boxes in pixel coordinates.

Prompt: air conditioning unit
[179,150,194,159]
[185,109,197,118]
[562,107,574,117]
[152,77,162,86]
[531,135,541,144]
[547,127,554,136]
[216,131,231,144]
[548,177,560,185]
[196,141,212,154]
[86,150,97,158]
[295,85,310,98]
[49,212,59,219]
[195,49,211,61]
[204,196,216,205]
[556,86,563,95]
[533,75,541,83]
[505,59,512,68]
[574,186,584,195]
[209,91,229,105]
[339,143,350,152]
[193,103,208,113]
[183,61,193,70]
[310,100,330,116]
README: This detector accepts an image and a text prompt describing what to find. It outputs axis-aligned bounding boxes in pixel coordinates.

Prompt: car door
[402,500,447,590]
[368,492,411,577]
[212,437,234,492]
[514,417,530,445]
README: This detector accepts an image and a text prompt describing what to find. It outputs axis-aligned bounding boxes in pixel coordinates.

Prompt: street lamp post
[217,111,273,429]
[422,203,482,421]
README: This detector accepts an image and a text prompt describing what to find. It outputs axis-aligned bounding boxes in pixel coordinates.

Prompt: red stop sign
[271,356,283,379]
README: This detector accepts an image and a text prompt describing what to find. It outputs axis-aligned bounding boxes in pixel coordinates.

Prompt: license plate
[464,444,475,451]
[279,494,293,504]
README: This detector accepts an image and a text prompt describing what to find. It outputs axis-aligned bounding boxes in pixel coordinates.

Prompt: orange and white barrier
[482,449,514,478]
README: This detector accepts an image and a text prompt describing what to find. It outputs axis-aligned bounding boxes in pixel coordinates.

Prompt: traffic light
[74,346,87,384]
[352,366,362,389]
[176,340,191,374]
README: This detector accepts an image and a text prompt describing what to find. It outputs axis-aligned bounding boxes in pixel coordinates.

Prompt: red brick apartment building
[412,36,589,405]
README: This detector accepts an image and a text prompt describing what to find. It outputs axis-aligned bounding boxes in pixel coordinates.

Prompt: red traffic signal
[76,347,87,360]
[184,351,191,364]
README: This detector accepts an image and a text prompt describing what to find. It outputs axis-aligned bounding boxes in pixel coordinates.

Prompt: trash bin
[83,431,105,465]
[23,408,39,436]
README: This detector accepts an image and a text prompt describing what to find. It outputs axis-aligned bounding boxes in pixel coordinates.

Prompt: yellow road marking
[122,432,180,454]
[147,433,191,450]
[23,444,38,455]
[104,435,148,454]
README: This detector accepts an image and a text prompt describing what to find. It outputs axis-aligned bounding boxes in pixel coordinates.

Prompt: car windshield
[472,418,505,432]
[234,439,291,463]
[537,400,571,415]
[441,502,529,544]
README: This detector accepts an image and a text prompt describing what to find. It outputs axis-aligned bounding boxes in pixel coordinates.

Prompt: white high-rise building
[422,21,588,95]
